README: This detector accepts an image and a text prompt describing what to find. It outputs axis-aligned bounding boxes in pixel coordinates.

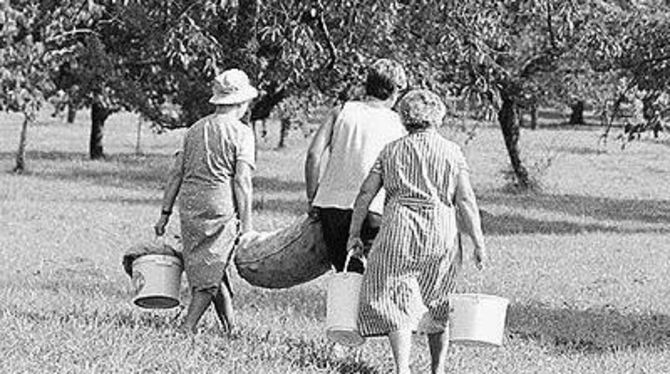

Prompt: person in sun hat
[346,89,487,374]
[154,68,258,335]
[305,58,408,275]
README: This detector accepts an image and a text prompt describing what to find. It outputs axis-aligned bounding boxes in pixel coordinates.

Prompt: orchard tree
[0,1,53,173]
[584,1,670,141]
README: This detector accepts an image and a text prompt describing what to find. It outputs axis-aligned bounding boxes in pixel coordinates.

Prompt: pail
[448,293,509,347]
[132,254,183,309]
[325,254,365,347]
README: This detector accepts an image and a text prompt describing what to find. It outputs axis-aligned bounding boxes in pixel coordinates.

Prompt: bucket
[325,253,365,347]
[132,254,183,309]
[448,293,509,347]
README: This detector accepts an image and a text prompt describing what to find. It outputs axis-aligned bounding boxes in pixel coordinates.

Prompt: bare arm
[304,107,338,203]
[454,162,485,250]
[233,161,254,234]
[154,152,184,236]
[348,172,383,247]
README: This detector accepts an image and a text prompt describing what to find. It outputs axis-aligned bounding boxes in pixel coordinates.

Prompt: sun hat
[398,89,447,128]
[370,59,408,91]
[209,69,259,105]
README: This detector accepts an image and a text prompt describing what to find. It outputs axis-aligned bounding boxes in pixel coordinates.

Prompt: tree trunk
[135,116,143,155]
[498,94,531,189]
[90,99,110,160]
[278,117,291,148]
[66,104,77,123]
[530,103,538,130]
[13,115,30,173]
[569,100,585,125]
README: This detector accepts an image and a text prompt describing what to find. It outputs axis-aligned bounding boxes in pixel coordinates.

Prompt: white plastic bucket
[132,254,183,309]
[325,254,365,347]
[448,293,509,347]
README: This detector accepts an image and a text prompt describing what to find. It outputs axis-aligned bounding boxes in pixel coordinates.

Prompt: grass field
[1,108,669,373]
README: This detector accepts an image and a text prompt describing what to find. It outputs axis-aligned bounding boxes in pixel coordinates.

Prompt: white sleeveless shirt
[312,101,405,214]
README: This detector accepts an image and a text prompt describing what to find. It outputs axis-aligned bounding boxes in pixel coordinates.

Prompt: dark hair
[365,70,397,100]
[402,118,434,132]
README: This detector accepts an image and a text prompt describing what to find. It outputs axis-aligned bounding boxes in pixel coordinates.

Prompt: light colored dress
[358,129,480,336]
[312,101,405,215]
[177,114,255,292]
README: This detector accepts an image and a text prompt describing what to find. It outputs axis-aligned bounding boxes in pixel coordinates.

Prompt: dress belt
[393,196,452,208]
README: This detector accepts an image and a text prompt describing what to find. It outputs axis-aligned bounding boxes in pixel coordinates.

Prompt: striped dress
[358,129,477,336]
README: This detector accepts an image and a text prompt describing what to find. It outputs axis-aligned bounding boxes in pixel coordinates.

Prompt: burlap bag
[234,214,331,288]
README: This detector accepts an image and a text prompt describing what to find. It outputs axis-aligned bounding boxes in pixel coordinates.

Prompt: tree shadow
[0,151,169,190]
[479,210,668,235]
[1,151,307,198]
[508,301,670,354]
[556,146,609,155]
[479,193,670,225]
[253,197,305,215]
[254,176,304,193]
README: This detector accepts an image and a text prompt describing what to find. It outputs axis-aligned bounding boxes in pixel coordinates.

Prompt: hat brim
[209,87,258,105]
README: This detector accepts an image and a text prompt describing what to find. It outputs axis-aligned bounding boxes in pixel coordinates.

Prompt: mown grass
[1,107,670,373]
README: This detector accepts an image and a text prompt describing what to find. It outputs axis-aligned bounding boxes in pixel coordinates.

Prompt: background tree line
[1,0,669,188]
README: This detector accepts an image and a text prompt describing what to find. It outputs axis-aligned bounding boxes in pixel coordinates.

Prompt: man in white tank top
[305,59,407,273]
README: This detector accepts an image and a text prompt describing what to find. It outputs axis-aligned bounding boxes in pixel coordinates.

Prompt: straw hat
[398,89,447,128]
[209,69,259,105]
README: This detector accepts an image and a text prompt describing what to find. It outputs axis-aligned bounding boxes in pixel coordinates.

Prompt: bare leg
[212,281,234,333]
[179,290,213,334]
[427,328,450,374]
[388,330,412,374]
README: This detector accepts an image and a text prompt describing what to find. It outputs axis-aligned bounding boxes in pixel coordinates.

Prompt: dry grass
[1,107,670,373]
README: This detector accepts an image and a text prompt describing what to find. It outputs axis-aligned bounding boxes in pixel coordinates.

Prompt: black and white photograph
[1,1,669,373]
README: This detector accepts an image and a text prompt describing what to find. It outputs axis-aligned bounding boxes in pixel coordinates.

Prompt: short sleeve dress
[176,114,255,293]
[357,129,474,336]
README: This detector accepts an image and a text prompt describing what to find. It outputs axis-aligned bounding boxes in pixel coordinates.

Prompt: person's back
[380,130,465,207]
[181,115,254,187]
[313,101,404,214]
[304,58,408,273]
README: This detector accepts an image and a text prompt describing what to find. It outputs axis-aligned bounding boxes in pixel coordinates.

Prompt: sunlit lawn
[1,108,669,373]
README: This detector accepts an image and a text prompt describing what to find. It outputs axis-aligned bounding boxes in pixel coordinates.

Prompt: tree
[583,1,670,142]
[0,1,53,173]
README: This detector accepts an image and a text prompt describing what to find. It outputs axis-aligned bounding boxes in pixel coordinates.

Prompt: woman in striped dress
[347,89,486,374]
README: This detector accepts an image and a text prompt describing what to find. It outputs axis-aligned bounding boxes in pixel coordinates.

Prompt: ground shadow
[253,176,304,193]
[508,301,670,353]
[2,151,306,198]
[1,151,169,190]
[479,210,668,235]
[556,146,609,155]
[253,197,305,215]
[479,193,670,225]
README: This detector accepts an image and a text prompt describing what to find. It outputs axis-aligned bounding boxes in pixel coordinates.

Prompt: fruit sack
[234,214,331,288]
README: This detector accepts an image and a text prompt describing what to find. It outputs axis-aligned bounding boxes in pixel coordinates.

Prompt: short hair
[365,59,408,100]
[398,89,447,131]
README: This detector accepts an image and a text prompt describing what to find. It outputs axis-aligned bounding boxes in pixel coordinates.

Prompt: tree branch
[315,0,337,70]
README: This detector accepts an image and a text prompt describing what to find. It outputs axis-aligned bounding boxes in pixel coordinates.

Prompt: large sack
[234,214,331,288]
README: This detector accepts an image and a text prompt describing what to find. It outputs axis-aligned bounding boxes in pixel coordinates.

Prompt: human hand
[154,215,169,236]
[346,236,365,260]
[238,230,261,249]
[473,244,486,270]
[307,204,320,219]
